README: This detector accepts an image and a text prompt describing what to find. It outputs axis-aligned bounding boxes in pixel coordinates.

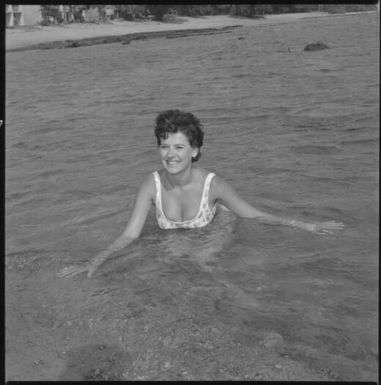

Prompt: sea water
[5,12,379,381]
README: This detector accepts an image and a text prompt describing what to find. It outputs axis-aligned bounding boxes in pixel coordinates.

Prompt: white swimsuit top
[153,171,217,229]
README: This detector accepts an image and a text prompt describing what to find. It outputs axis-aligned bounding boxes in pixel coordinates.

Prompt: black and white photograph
[5,3,379,381]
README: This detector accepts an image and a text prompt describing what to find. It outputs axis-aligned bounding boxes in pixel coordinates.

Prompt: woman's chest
[161,186,204,222]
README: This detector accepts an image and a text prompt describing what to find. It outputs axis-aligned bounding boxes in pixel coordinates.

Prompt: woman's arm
[212,176,344,234]
[57,174,155,278]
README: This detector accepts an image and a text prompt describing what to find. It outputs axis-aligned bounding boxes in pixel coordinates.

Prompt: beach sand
[6,13,335,51]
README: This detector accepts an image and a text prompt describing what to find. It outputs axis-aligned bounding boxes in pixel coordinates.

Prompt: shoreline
[6,25,244,52]
[6,12,370,52]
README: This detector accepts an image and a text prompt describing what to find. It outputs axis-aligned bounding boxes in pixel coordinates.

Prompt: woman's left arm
[212,176,344,235]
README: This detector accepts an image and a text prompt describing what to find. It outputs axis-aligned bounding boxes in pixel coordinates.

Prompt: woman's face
[159,131,198,174]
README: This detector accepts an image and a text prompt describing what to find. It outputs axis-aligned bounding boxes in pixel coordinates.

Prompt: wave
[339,138,379,146]
[292,145,341,155]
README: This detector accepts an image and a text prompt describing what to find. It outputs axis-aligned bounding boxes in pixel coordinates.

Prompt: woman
[58,109,344,278]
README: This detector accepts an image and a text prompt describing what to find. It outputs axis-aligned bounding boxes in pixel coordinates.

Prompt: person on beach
[58,109,344,278]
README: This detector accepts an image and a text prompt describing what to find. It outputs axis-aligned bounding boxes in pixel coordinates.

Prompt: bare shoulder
[140,172,155,187]
[192,167,209,178]
[210,173,229,188]
[209,173,238,201]
[137,172,156,199]
[208,172,225,200]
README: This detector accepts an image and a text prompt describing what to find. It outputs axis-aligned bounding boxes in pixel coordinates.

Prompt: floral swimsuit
[153,171,217,229]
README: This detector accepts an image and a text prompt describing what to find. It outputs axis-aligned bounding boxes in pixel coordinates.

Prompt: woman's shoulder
[208,172,233,201]
[192,167,215,180]
[155,169,165,179]
[138,172,156,195]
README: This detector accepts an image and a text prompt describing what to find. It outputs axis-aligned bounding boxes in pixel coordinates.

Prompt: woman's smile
[166,160,180,168]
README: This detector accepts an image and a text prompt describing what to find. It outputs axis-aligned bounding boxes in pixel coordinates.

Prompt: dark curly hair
[154,110,204,162]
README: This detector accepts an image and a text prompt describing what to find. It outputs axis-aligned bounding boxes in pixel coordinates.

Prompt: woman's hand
[57,263,96,278]
[299,220,345,235]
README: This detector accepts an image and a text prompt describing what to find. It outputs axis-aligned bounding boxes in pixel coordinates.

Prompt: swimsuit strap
[152,171,163,213]
[202,172,216,205]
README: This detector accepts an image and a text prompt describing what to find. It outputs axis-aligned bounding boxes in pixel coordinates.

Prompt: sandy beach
[6,12,337,51]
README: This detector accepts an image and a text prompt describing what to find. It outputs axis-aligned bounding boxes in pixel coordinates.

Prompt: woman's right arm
[57,174,155,278]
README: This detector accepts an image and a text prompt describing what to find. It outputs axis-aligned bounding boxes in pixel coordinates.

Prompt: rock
[304,42,330,51]
[263,332,284,349]
[33,359,44,366]
[254,371,263,380]
[370,347,378,357]
[324,368,339,380]
[84,367,118,381]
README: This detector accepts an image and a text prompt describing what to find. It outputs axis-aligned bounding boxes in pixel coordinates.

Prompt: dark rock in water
[238,37,245,40]
[58,343,131,381]
[262,332,284,349]
[84,368,117,381]
[304,42,330,51]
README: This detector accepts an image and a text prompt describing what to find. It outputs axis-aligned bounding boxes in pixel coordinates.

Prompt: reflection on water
[6,12,379,381]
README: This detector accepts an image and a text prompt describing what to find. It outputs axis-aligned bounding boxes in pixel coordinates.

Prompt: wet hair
[154,109,204,162]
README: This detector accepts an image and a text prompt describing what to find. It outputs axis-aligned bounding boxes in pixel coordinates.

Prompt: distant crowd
[40,4,377,25]
[41,5,116,25]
